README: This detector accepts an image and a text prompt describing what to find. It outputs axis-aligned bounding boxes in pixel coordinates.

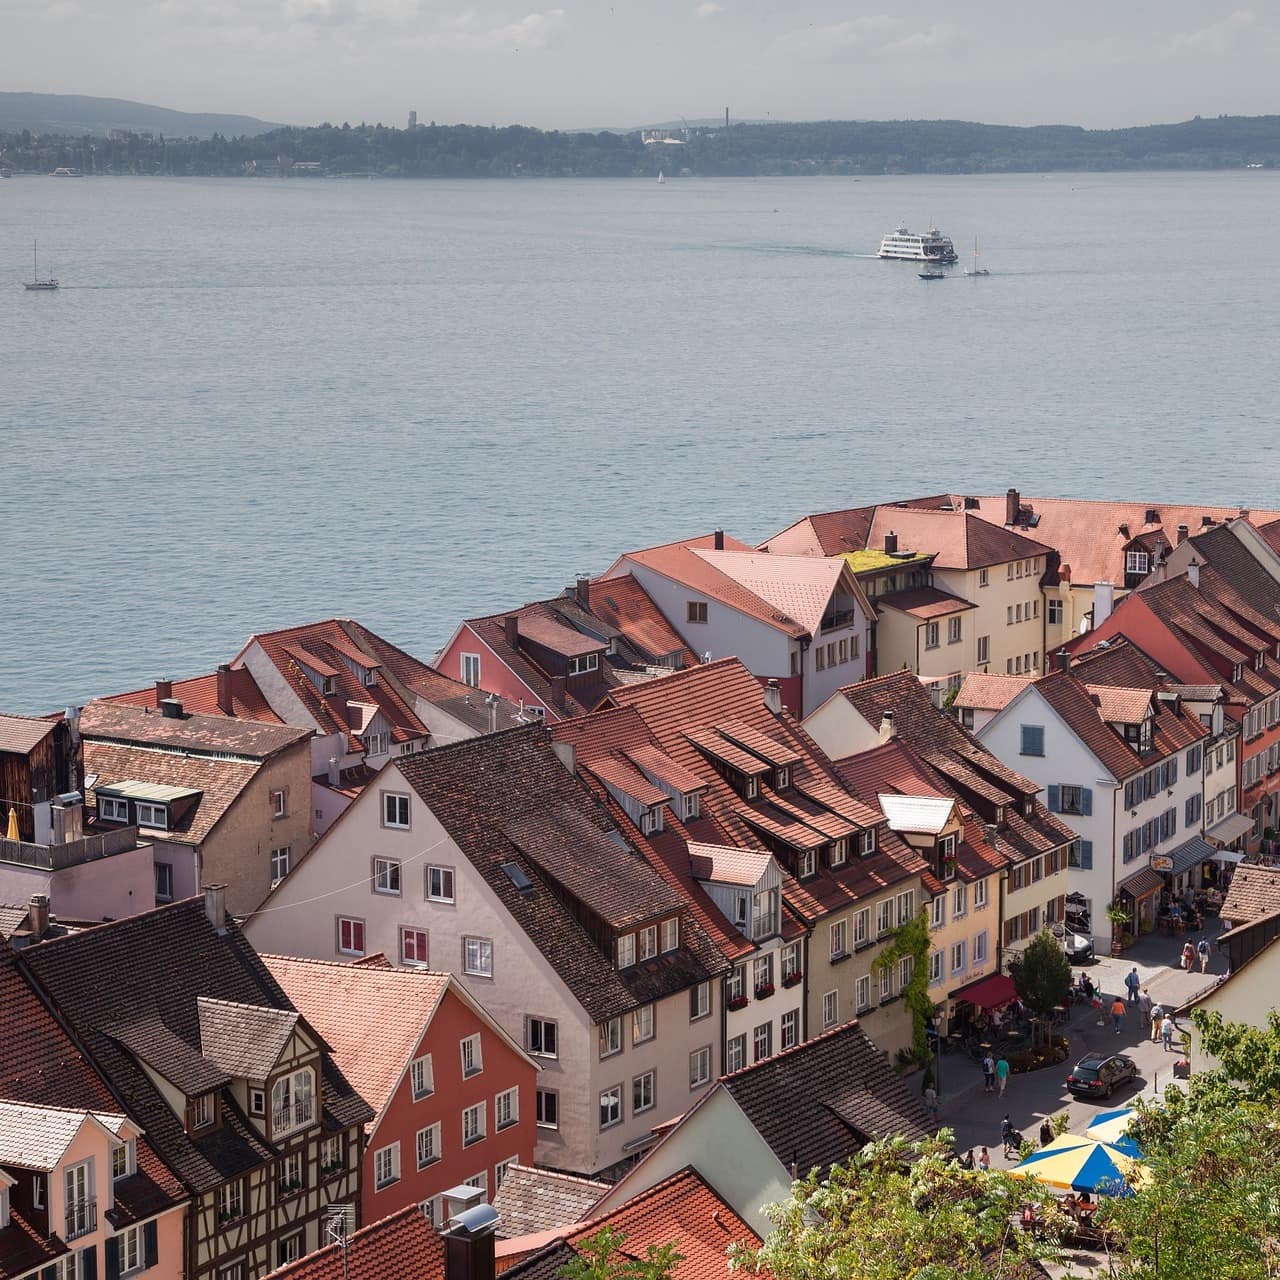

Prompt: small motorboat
[919,270,945,280]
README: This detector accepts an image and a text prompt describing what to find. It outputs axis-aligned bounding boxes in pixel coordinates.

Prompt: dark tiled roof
[397,728,723,1022]
[492,1165,608,1239]
[721,1021,931,1177]
[197,997,300,1080]
[262,1205,443,1280]
[19,899,372,1194]
[79,701,310,759]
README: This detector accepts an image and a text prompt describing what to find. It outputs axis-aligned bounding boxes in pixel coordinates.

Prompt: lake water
[3,171,1278,712]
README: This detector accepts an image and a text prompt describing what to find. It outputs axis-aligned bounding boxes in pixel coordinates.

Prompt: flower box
[754,982,775,1000]
[726,995,749,1012]
[781,971,803,989]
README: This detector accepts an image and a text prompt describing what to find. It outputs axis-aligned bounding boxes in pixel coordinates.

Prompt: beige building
[78,701,314,916]
[245,727,729,1181]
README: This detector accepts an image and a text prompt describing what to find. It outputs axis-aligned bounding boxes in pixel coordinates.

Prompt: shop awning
[1118,866,1164,900]
[1211,849,1246,866]
[1206,812,1253,846]
[1156,835,1217,877]
[951,972,1017,1010]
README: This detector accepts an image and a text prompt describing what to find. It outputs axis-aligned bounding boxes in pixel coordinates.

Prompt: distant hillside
[0,93,283,139]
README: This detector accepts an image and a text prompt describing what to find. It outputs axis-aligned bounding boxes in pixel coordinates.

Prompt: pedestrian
[1161,1014,1176,1052]
[996,1055,1011,1097]
[1137,987,1152,1021]
[1110,995,1126,1034]
[924,1083,939,1122]
[978,1146,991,1172]
[1039,1118,1053,1147]
[1197,937,1210,973]
[1180,941,1196,972]
[1150,1002,1164,1042]
[1125,966,1141,1003]
[982,1052,995,1094]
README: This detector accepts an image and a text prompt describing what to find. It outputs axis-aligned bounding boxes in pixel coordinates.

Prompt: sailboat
[657,170,665,184]
[23,240,59,291]
[963,238,990,277]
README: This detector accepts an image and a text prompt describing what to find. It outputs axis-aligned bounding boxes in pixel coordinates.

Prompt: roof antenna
[325,1205,355,1280]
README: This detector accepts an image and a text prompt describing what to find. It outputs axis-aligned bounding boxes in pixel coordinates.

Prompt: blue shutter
[105,1238,121,1280]
[143,1221,158,1270]
[1080,840,1093,870]
[1081,787,1093,816]
[1170,757,1178,785]
[1169,806,1178,836]
[1047,785,1060,812]
[83,1247,97,1280]
[1186,796,1194,827]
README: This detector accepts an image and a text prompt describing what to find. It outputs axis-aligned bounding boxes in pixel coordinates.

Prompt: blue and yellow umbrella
[1086,1107,1143,1157]
[1009,1133,1148,1196]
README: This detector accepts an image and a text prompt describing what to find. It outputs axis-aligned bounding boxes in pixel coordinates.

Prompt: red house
[262,954,539,1224]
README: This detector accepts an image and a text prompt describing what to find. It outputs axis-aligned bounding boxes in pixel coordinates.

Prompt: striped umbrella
[1086,1107,1143,1157]
[1009,1133,1148,1196]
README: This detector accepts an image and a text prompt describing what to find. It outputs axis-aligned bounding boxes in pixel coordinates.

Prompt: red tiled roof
[262,1205,443,1280]
[103,669,282,723]
[261,955,450,1119]
[79,701,310,759]
[587,575,698,666]
[875,586,976,619]
[1084,684,1154,726]
[952,673,1032,711]
[0,712,56,755]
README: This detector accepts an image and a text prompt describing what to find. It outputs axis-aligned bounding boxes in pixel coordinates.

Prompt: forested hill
[2,113,1279,177]
[0,92,281,140]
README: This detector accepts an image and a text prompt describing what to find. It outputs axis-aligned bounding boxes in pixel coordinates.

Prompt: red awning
[952,973,1018,1011]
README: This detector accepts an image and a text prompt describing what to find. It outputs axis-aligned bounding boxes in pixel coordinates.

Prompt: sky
[2,0,1277,130]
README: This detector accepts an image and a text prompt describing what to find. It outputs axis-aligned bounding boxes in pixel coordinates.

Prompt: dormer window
[1256,651,1266,672]
[638,925,659,961]
[938,833,958,881]
[271,1068,315,1136]
[568,652,601,676]
[752,888,780,940]
[681,792,700,821]
[745,776,759,800]
[860,829,877,857]
[829,837,848,867]
[640,805,665,835]
[1233,664,1244,683]
[100,796,129,822]
[111,1137,137,1181]
[774,766,791,791]
[1023,797,1034,818]
[1125,550,1150,576]
[190,1092,216,1131]
[617,932,636,968]
[136,802,168,830]
[662,917,679,952]
[798,848,817,878]
[1140,718,1154,754]
[362,668,377,687]
[734,893,748,927]
[322,676,336,696]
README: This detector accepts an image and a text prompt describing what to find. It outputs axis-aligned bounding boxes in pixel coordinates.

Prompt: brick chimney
[763,679,783,714]
[503,614,519,649]
[216,664,234,714]
[155,678,173,703]
[203,884,228,934]
[1056,648,1071,673]
[713,529,725,551]
[28,894,50,941]
[879,711,896,744]
[884,530,898,554]
[550,675,567,710]
[1005,488,1020,526]
[1176,524,1189,545]
[575,575,590,610]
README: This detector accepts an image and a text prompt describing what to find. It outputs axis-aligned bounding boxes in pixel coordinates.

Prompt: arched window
[271,1068,315,1136]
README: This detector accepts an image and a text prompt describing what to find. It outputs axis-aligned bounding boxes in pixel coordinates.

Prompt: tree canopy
[560,1227,684,1280]
[1006,930,1071,1017]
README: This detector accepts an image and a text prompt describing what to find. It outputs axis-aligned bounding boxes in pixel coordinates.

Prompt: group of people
[1118,969,1180,1048]
[981,1051,1011,1096]
[1178,936,1211,972]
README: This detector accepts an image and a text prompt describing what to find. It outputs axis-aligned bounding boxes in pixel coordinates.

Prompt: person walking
[1125,966,1141,1003]
[1137,987,1152,1022]
[996,1055,1011,1097]
[1110,995,1126,1034]
[1180,940,1196,972]
[1161,1014,1176,1052]
[1197,937,1211,973]
[1150,1002,1164,1043]
[982,1052,996,1094]
[977,1147,991,1172]
[924,1084,940,1123]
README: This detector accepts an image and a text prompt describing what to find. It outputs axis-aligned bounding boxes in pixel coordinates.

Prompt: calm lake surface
[3,172,1278,711]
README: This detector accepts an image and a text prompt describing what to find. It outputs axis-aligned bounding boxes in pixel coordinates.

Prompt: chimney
[28,894,50,941]
[327,757,340,787]
[1005,488,1020,526]
[1056,648,1071,674]
[215,664,234,714]
[443,1202,500,1280]
[155,678,173,703]
[1059,563,1071,583]
[485,692,499,734]
[1092,581,1114,627]
[713,529,725,551]
[503,615,519,648]
[203,884,227,934]
[1187,557,1200,590]
[575,575,590,610]
[1176,524,1189,545]
[879,711,896,744]
[550,675,567,710]
[763,679,783,714]
[551,740,576,775]
[51,792,84,844]
[159,698,184,719]
[884,529,898,554]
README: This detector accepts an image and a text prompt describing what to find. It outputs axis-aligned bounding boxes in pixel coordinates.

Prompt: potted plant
[754,982,776,1000]
[781,969,803,989]
[1105,900,1132,954]
[726,994,749,1012]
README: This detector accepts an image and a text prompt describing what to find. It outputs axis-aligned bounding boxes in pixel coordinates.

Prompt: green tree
[1007,929,1071,1017]
[730,1133,1068,1280]
[872,909,933,1065]
[1189,1007,1280,1100]
[560,1227,683,1280]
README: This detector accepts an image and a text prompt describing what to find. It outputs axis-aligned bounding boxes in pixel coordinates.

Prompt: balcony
[65,1197,97,1241]
[272,1097,315,1134]
[0,827,140,872]
[820,607,859,633]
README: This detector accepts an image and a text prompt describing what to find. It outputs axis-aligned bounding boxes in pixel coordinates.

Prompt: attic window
[860,830,877,856]
[191,1092,216,1131]
[568,652,601,676]
[501,862,534,894]
[798,848,817,878]
[1233,664,1244,683]
[1256,651,1266,671]
[744,775,759,800]
[322,676,336,696]
[681,792,700,821]
[639,806,665,835]
[1125,551,1150,576]
[100,796,129,822]
[774,766,791,791]
[829,837,848,867]
[938,833,958,881]
[362,669,377,687]
[136,802,168,830]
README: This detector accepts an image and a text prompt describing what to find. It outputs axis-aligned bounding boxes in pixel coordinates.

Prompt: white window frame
[463,1102,486,1146]
[661,918,679,953]
[632,1003,656,1045]
[929,895,945,929]
[99,796,129,822]
[460,1033,483,1078]
[822,989,838,1028]
[632,1070,656,1115]
[270,789,287,818]
[599,1085,623,1130]
[136,802,168,830]
[382,792,411,829]
[154,861,174,902]
[616,932,636,969]
[599,1018,622,1059]
[527,1017,558,1058]
[974,930,989,966]
[496,1087,519,1130]
[461,653,482,686]
[373,1142,401,1189]
[781,1008,800,1050]
[191,1092,215,1129]
[410,1054,434,1099]
[111,1137,136,1181]
[638,924,659,961]
[269,846,290,886]
[372,857,401,895]
[830,918,848,960]
[118,1225,144,1276]
[953,883,968,919]
[726,1034,746,1074]
[337,916,365,956]
[929,949,944,985]
[401,926,429,966]
[689,1045,712,1089]
[536,1089,559,1129]
[271,1068,314,1136]
[463,936,493,977]
[974,879,988,909]
[417,1122,441,1168]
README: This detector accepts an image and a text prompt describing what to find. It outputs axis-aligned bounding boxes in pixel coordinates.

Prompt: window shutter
[83,1247,98,1280]
[1185,795,1194,827]
[1169,758,1178,784]
[1047,785,1060,812]
[106,1238,121,1280]
[1080,840,1093,870]
[143,1221,158,1269]
[1081,787,1092,816]
[42,1268,56,1280]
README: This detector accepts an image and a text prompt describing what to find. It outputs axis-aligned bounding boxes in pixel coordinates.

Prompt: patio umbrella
[4,808,17,841]
[1086,1107,1143,1157]
[1009,1134,1148,1196]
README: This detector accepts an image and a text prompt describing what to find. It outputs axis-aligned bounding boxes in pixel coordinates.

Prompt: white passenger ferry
[878,225,958,263]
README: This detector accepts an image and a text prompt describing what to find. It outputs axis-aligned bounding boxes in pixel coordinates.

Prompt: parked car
[1052,922,1095,963]
[1066,1053,1140,1100]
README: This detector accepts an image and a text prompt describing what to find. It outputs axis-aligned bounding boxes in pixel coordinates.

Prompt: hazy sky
[3,0,1277,129]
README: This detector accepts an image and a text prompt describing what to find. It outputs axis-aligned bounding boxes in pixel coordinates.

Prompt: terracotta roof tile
[103,668,283,723]
[587,576,698,667]
[197,997,300,1080]
[1084,685,1155,726]
[687,844,775,887]
[79,701,310,758]
[492,1165,609,1239]
[688,550,859,636]
[0,713,56,754]
[263,1205,443,1280]
[1221,865,1280,927]
[721,1021,931,1175]
[953,673,1032,712]
[261,956,450,1118]
[875,586,977,620]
